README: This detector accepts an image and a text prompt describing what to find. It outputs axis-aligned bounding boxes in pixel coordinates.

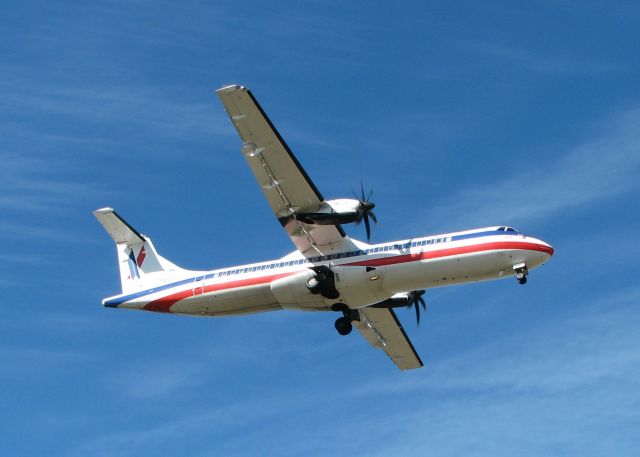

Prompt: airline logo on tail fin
[137,246,146,267]
[127,246,147,279]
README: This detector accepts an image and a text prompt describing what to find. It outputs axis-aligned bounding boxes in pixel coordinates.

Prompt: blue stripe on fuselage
[450,230,518,242]
[104,277,195,307]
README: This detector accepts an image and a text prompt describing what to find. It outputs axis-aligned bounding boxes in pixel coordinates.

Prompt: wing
[216,85,346,254]
[354,307,423,370]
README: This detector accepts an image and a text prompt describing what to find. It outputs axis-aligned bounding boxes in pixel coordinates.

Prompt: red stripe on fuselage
[346,241,553,268]
[143,272,295,313]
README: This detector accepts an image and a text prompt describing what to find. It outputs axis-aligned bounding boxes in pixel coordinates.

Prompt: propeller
[353,179,378,241]
[405,290,427,325]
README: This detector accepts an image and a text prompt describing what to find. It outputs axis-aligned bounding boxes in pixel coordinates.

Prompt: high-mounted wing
[355,307,423,370]
[216,85,346,254]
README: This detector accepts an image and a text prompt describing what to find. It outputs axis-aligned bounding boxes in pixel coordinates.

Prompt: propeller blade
[364,212,371,241]
[405,290,427,325]
[353,179,377,240]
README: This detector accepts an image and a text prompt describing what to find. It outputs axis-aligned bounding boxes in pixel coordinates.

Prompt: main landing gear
[513,262,529,285]
[331,303,359,336]
[334,316,352,335]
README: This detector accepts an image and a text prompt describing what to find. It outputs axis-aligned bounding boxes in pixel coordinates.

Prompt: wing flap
[354,307,423,370]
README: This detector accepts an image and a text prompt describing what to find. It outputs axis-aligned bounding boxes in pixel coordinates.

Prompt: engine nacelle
[295,199,361,225]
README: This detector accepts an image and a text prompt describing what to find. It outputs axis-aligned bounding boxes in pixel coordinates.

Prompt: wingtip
[217,84,245,94]
[93,207,115,216]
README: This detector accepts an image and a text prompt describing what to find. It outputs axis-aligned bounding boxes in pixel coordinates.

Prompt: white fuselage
[103,227,553,316]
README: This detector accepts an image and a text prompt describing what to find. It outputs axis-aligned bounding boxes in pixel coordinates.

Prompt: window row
[209,237,450,278]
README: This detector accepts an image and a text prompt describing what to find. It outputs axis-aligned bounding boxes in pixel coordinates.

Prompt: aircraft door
[193,275,205,296]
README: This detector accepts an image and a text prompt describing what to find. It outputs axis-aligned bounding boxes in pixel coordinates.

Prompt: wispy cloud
[62,285,640,456]
[0,253,52,265]
[106,361,205,399]
[343,286,640,456]
[68,390,311,457]
[423,107,640,230]
[470,42,620,75]
[0,347,90,380]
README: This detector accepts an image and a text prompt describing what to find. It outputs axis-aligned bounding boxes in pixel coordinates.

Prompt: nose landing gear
[513,262,529,285]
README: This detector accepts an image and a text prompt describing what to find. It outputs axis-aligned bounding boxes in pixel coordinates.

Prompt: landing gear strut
[332,303,359,336]
[513,262,528,285]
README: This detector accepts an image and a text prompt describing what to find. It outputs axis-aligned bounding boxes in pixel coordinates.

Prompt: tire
[334,316,353,336]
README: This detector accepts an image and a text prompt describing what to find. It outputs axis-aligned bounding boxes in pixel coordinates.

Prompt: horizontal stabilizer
[94,207,146,246]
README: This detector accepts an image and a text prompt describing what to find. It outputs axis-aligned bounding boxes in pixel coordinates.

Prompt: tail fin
[93,208,189,293]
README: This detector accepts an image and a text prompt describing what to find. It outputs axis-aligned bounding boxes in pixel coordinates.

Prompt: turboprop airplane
[94,84,554,370]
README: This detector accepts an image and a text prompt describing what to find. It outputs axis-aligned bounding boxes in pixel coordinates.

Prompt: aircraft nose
[533,238,554,264]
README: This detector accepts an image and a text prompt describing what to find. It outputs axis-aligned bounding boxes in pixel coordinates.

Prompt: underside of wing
[216,85,346,254]
[355,307,423,370]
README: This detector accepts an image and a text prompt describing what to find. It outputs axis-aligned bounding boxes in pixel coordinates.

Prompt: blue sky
[2,1,640,455]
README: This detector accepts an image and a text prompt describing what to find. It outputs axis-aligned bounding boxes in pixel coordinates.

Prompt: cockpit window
[505,227,519,233]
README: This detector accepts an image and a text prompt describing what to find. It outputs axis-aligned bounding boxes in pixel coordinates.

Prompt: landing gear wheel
[514,263,529,284]
[334,316,353,336]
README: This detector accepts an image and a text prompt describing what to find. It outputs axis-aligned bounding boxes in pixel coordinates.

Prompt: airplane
[94,84,554,370]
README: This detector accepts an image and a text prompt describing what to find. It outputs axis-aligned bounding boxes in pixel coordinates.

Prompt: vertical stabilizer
[93,208,189,294]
